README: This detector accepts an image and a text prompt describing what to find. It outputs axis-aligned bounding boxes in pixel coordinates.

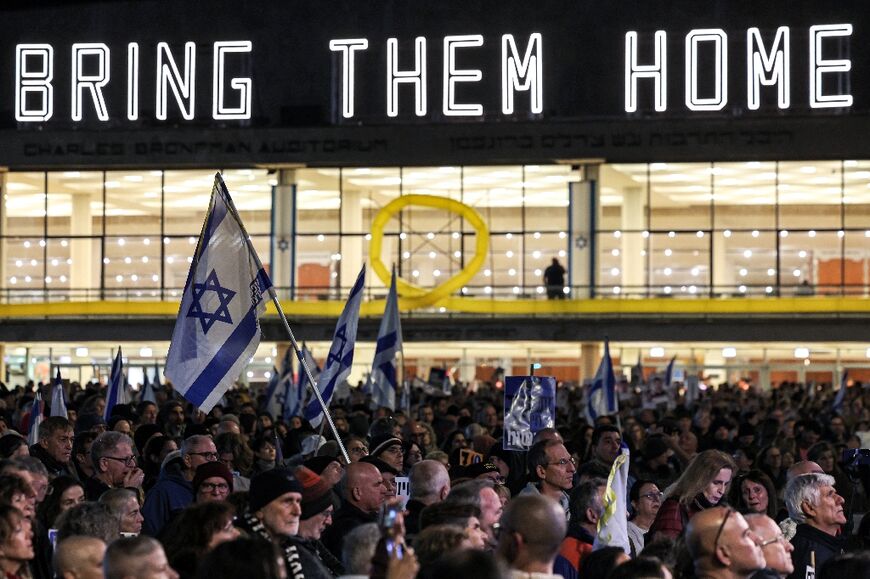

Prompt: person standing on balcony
[544,257,566,300]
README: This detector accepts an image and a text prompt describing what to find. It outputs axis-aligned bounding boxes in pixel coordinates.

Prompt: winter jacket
[141,459,193,536]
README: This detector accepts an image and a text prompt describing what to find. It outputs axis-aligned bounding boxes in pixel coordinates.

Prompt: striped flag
[370,267,403,410]
[165,173,273,413]
[587,340,617,421]
[50,368,68,418]
[295,344,319,417]
[303,266,365,427]
[832,370,848,413]
[27,391,43,446]
[104,348,128,420]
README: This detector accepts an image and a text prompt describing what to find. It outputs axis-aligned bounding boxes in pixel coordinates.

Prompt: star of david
[186,269,237,334]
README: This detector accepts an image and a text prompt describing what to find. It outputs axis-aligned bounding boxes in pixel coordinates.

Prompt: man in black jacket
[783,473,846,579]
[321,461,386,559]
[30,416,76,479]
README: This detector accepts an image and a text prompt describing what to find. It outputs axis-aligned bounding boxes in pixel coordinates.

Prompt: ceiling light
[429,251,437,259]
[739,268,748,276]
[140,347,153,357]
[752,230,759,238]
[767,268,775,276]
[808,230,816,238]
[793,269,802,277]
[75,347,89,357]
[794,347,809,359]
[668,231,676,238]
[738,285,747,293]
[612,286,621,294]
[723,230,732,238]
[612,249,620,257]
[611,267,620,276]
[696,231,704,238]
[743,250,752,258]
[664,267,672,276]
[664,249,672,257]
[663,286,672,294]
[426,232,435,240]
[650,347,665,358]
[722,347,736,358]
[613,231,622,238]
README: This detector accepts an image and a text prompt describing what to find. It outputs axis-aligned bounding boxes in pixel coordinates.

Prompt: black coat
[787,524,844,579]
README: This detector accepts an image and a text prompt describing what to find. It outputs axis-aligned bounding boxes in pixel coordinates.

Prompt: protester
[406,460,451,536]
[627,479,663,557]
[522,439,575,520]
[554,478,606,579]
[53,535,106,579]
[36,476,85,530]
[99,488,144,536]
[195,537,285,579]
[104,535,179,579]
[497,494,566,579]
[160,501,239,579]
[745,514,794,579]
[783,473,847,579]
[685,506,766,579]
[0,505,33,579]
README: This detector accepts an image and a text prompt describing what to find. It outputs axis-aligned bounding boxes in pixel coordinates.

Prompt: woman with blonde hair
[647,449,736,541]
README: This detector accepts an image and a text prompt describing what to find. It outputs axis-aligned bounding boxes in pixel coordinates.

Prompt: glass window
[47,171,105,237]
[713,162,776,231]
[844,160,870,229]
[715,231,777,296]
[649,163,711,231]
[104,170,162,236]
[648,231,709,296]
[778,161,842,230]
[5,172,46,237]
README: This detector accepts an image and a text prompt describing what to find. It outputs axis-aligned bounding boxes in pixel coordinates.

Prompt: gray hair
[55,502,120,545]
[569,478,607,523]
[91,431,134,470]
[409,460,450,501]
[341,522,381,575]
[99,488,138,517]
[181,434,214,456]
[8,456,49,478]
[445,479,494,510]
[784,472,836,524]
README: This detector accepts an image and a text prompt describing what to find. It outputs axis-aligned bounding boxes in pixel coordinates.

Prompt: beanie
[303,455,341,475]
[192,461,234,493]
[369,434,402,458]
[249,468,303,513]
[359,455,400,476]
[295,466,340,520]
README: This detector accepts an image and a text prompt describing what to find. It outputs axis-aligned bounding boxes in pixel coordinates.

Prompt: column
[458,348,476,386]
[621,187,646,295]
[569,165,595,298]
[580,342,599,381]
[712,232,731,296]
[70,193,94,298]
[272,170,296,300]
[340,189,363,293]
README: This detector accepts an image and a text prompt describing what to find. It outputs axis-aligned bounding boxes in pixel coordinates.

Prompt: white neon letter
[809,24,853,109]
[387,37,426,117]
[747,27,790,110]
[685,29,728,111]
[329,38,368,119]
[502,33,543,115]
[213,41,253,120]
[624,31,667,112]
[127,43,139,120]
[71,43,110,121]
[156,41,196,120]
[443,35,484,116]
[15,44,53,122]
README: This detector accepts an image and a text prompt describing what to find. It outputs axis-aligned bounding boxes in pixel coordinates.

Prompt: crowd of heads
[0,372,863,579]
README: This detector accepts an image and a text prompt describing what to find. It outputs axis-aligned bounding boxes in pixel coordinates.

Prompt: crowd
[0,373,865,579]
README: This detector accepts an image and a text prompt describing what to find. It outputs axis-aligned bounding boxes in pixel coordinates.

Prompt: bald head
[54,536,107,579]
[498,494,566,568]
[343,462,385,513]
[787,461,823,481]
[409,460,450,503]
[687,507,765,577]
[745,514,794,576]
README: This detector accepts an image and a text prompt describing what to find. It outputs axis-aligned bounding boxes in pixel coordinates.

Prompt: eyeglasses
[200,482,230,493]
[382,446,404,455]
[713,508,734,550]
[758,533,787,548]
[641,491,664,502]
[188,451,219,461]
[349,446,369,455]
[103,455,137,467]
[547,457,576,467]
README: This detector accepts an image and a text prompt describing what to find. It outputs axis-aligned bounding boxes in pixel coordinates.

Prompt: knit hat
[464,461,500,479]
[249,468,303,513]
[193,461,234,493]
[75,413,106,434]
[295,466,340,520]
[369,434,402,458]
[303,455,341,475]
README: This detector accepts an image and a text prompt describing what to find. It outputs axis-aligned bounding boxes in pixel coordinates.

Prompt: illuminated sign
[625,25,853,113]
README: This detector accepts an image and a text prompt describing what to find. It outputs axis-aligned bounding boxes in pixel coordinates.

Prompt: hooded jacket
[141,458,193,536]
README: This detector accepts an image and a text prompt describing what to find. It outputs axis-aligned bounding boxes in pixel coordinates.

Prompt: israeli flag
[262,365,282,419]
[165,174,273,413]
[104,348,128,420]
[303,266,365,427]
[295,344,319,417]
[370,267,403,410]
[140,367,158,404]
[587,340,617,421]
[50,368,68,418]
[664,355,676,389]
[277,348,299,422]
[594,443,631,552]
[27,391,43,446]
[832,370,848,413]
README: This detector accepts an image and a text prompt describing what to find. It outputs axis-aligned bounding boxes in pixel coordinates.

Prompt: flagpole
[216,175,349,464]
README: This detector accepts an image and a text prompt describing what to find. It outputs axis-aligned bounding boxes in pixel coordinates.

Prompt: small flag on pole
[104,348,127,420]
[587,340,617,422]
[262,365,282,419]
[50,368,68,418]
[664,355,676,389]
[295,344,319,417]
[303,266,365,427]
[370,267,403,411]
[27,391,43,446]
[141,367,158,404]
[165,174,274,413]
[593,443,631,552]
[832,370,848,414]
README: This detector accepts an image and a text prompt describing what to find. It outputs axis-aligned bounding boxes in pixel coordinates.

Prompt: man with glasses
[85,431,144,501]
[745,514,794,578]
[522,439,576,520]
[142,434,217,536]
[686,506,766,579]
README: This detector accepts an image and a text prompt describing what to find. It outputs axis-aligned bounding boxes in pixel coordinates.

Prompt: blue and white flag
[104,348,128,420]
[303,266,365,427]
[277,347,299,422]
[165,174,274,413]
[140,367,158,404]
[50,368,68,418]
[27,391,43,446]
[664,355,676,389]
[594,442,631,552]
[296,344,319,417]
[587,340,617,421]
[832,370,848,413]
[263,365,282,419]
[370,267,403,410]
